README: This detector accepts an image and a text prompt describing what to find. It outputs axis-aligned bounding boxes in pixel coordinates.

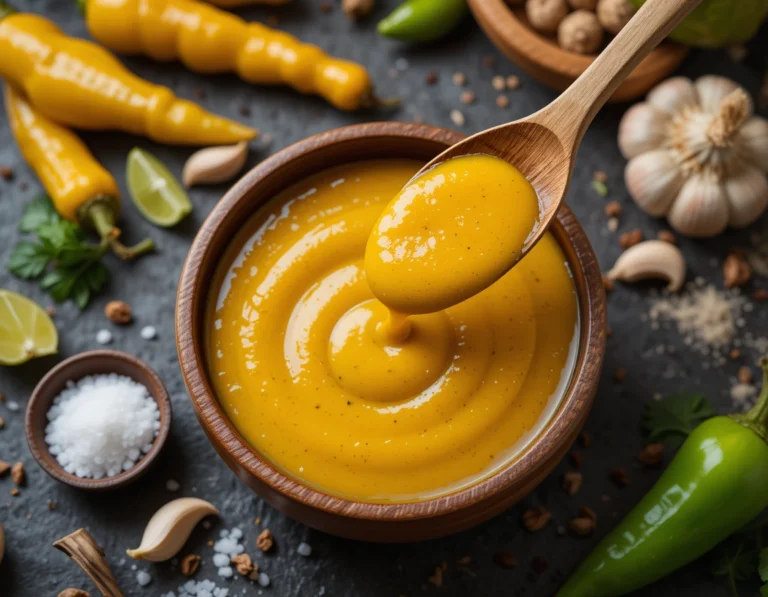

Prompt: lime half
[0,290,58,365]
[127,148,192,227]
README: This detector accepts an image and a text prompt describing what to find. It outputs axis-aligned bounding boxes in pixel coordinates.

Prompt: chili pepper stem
[85,199,155,261]
[731,356,768,444]
[0,1,16,19]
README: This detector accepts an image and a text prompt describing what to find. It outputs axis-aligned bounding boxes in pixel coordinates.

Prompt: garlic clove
[667,171,729,238]
[618,103,669,159]
[695,75,751,115]
[607,240,686,292]
[737,116,768,172]
[625,149,684,216]
[182,141,249,188]
[127,498,219,562]
[724,165,768,228]
[647,76,698,116]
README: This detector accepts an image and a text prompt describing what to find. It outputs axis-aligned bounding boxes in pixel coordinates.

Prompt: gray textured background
[1,1,767,595]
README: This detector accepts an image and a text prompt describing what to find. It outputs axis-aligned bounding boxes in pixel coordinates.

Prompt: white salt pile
[161,580,230,597]
[45,374,160,479]
[212,528,245,579]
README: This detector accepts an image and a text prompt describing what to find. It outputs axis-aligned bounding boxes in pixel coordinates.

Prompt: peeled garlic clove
[667,171,729,238]
[127,498,219,562]
[618,103,669,159]
[695,75,751,115]
[625,149,684,216]
[725,165,768,228]
[182,141,249,187]
[0,521,4,564]
[608,240,686,292]
[647,76,698,116]
[737,116,768,172]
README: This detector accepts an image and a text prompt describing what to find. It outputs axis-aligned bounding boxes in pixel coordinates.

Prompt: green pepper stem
[85,199,155,261]
[0,1,16,20]
[732,356,768,444]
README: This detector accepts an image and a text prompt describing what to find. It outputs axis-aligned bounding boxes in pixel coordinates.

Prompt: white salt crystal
[213,553,230,567]
[257,573,270,587]
[45,374,159,478]
[217,566,234,578]
[140,325,157,340]
[229,528,243,540]
[6,400,20,412]
[297,542,312,557]
[136,570,152,586]
[96,329,113,345]
[166,479,181,492]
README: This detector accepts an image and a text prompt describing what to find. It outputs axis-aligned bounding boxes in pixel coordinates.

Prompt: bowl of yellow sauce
[177,122,606,541]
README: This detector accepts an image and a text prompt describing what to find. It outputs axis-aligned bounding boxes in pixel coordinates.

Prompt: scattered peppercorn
[460,91,476,105]
[427,566,443,588]
[563,471,583,495]
[730,349,741,360]
[604,200,621,217]
[256,529,274,552]
[181,554,201,577]
[610,467,628,487]
[0,165,14,181]
[452,72,466,86]
[506,75,520,90]
[568,516,595,536]
[10,488,19,496]
[496,95,509,108]
[11,462,25,486]
[723,250,751,288]
[522,506,551,532]
[239,105,251,117]
[619,228,643,249]
[425,72,438,85]
[637,443,664,466]
[105,300,132,324]
[492,75,506,91]
[232,553,255,576]
[738,366,753,384]
[580,506,597,523]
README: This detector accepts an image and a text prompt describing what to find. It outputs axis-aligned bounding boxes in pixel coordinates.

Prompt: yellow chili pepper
[81,0,379,111]
[0,11,257,146]
[4,85,154,259]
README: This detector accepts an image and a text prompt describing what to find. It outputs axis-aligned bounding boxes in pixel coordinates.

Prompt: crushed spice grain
[619,229,643,249]
[494,552,518,568]
[604,201,621,217]
[522,506,551,532]
[58,590,92,597]
[0,165,13,181]
[181,554,201,577]
[460,91,476,105]
[105,301,132,324]
[492,75,506,90]
[568,516,595,536]
[10,488,19,496]
[0,461,9,476]
[11,462,24,486]
[452,72,466,86]
[232,553,255,576]
[657,230,676,244]
[256,529,274,552]
[563,471,583,495]
[427,566,443,588]
[637,443,664,466]
[496,95,509,108]
[723,250,751,288]
[755,289,768,301]
[425,72,438,85]
[0,417,4,429]
[593,171,608,183]
[738,366,753,384]
[730,349,741,360]
[610,467,628,487]
[505,75,520,90]
[580,506,597,523]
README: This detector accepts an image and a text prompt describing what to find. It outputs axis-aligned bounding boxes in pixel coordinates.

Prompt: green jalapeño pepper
[559,357,768,597]
[377,0,468,43]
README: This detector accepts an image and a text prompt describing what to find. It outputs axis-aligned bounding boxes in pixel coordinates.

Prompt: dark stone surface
[0,1,766,595]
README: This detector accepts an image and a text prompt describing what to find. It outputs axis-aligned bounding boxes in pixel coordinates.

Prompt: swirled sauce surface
[206,159,578,501]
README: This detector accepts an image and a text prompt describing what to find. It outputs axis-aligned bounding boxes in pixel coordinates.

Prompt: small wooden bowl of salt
[25,350,172,491]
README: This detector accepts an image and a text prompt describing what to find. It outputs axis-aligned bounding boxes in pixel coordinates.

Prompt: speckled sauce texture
[0,0,766,595]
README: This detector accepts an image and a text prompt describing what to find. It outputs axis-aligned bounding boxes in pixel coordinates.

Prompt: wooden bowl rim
[468,0,688,80]
[176,121,606,521]
[24,349,172,491]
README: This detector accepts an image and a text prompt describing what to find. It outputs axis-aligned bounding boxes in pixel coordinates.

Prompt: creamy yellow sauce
[365,155,540,314]
[206,159,578,501]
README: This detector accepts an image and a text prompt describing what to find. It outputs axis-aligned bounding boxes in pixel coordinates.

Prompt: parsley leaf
[591,179,608,197]
[7,197,109,309]
[643,392,716,449]
[19,196,59,232]
[712,539,759,597]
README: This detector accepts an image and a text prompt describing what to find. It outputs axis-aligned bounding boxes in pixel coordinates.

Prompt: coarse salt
[140,325,157,340]
[161,580,230,597]
[45,374,160,479]
[96,329,113,345]
[136,570,152,586]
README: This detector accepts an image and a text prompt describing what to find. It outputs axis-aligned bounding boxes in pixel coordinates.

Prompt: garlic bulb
[620,75,768,237]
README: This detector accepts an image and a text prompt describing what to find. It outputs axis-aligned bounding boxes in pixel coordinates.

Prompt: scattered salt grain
[297,542,312,557]
[731,382,758,409]
[136,570,152,586]
[166,479,181,492]
[161,579,230,597]
[213,553,231,567]
[257,573,270,587]
[218,566,234,578]
[140,325,157,340]
[6,400,20,412]
[45,374,160,478]
[96,329,113,345]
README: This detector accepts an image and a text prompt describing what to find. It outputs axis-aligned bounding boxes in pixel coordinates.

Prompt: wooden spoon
[417,0,702,268]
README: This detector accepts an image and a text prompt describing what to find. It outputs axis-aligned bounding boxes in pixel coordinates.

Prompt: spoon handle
[536,0,703,148]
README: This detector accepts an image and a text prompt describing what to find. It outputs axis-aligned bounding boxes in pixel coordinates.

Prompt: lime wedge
[0,290,58,365]
[127,148,192,227]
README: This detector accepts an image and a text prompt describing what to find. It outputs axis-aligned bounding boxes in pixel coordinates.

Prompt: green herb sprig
[642,392,717,449]
[7,197,110,309]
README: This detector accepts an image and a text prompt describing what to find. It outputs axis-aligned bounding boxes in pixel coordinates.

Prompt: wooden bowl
[469,0,689,102]
[176,122,607,542]
[25,350,172,491]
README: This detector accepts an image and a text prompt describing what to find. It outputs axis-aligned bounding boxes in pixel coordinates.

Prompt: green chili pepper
[377,0,468,43]
[558,357,768,597]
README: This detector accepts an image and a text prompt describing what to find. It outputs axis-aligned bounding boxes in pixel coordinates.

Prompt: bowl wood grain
[469,0,689,102]
[176,122,606,541]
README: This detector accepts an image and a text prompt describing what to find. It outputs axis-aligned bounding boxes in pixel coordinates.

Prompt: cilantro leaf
[19,196,59,233]
[7,241,54,279]
[643,392,716,449]
[712,540,758,597]
[591,179,608,197]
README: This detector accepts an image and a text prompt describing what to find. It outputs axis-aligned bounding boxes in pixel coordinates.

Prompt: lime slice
[127,148,192,227]
[0,290,58,365]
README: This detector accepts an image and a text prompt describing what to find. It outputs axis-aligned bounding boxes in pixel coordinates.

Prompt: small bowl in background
[468,0,689,102]
[25,350,172,491]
